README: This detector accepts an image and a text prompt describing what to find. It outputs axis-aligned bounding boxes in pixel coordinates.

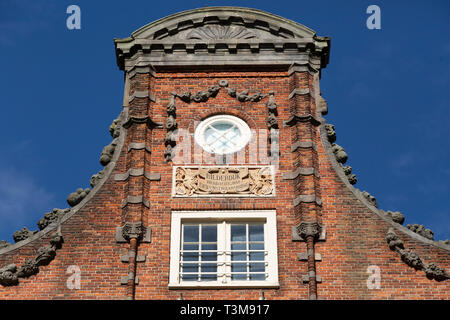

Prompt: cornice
[114,7,330,70]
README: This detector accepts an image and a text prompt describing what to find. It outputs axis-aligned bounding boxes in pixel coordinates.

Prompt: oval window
[194,115,251,154]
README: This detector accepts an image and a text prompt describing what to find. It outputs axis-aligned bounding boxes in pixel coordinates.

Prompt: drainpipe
[297,221,322,300]
[127,237,138,299]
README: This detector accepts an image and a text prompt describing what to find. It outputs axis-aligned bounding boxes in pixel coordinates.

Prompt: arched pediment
[114,7,330,71]
[130,7,316,40]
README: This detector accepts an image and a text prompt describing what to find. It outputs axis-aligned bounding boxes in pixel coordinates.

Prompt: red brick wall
[0,68,448,299]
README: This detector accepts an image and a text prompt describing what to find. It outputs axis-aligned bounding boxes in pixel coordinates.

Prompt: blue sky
[0,0,449,242]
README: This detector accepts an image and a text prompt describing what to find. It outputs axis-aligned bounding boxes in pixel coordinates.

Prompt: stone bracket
[128,90,156,103]
[120,196,150,209]
[291,140,317,153]
[297,252,322,261]
[115,224,152,243]
[127,142,152,153]
[282,167,320,180]
[288,88,311,99]
[120,275,139,285]
[114,169,161,182]
[293,194,322,207]
[283,114,321,127]
[292,225,326,242]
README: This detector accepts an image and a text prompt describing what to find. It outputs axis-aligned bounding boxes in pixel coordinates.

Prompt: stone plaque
[173,166,275,197]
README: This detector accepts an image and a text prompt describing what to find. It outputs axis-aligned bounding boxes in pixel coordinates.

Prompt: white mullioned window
[169,210,279,288]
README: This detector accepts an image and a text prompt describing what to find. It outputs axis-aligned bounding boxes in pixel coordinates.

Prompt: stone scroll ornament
[164,80,271,161]
[267,90,279,160]
[0,231,64,287]
[164,92,178,161]
[174,166,274,196]
[386,228,449,282]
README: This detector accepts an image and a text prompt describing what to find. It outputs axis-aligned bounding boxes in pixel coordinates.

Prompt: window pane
[231,263,247,273]
[249,263,265,272]
[231,252,246,261]
[232,274,247,280]
[231,243,246,251]
[183,252,199,261]
[183,244,199,251]
[201,274,217,281]
[202,225,217,242]
[249,252,265,261]
[231,225,246,241]
[201,263,217,273]
[201,252,217,261]
[202,244,217,251]
[250,274,265,281]
[182,263,198,273]
[182,274,198,281]
[249,243,264,250]
[183,225,199,242]
[249,225,264,241]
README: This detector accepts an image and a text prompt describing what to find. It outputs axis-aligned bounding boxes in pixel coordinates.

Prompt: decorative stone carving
[109,119,122,138]
[16,258,39,278]
[37,208,70,231]
[50,233,64,250]
[406,224,434,241]
[0,240,11,249]
[341,165,357,185]
[35,245,56,266]
[90,169,106,188]
[173,166,275,197]
[13,227,38,243]
[266,90,278,160]
[164,93,178,162]
[166,92,177,115]
[100,139,119,166]
[399,249,424,270]
[424,263,450,281]
[380,210,405,225]
[0,232,63,287]
[166,115,177,130]
[67,188,91,207]
[386,228,449,282]
[331,143,348,164]
[361,190,378,208]
[386,228,404,250]
[296,222,322,240]
[318,95,328,115]
[324,124,336,143]
[186,25,257,40]
[121,222,147,241]
[0,264,18,286]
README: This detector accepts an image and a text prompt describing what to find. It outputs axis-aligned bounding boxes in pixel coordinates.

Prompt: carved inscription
[174,166,274,197]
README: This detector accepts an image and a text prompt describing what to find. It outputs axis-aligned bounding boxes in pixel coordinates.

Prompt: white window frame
[194,115,252,155]
[168,210,279,289]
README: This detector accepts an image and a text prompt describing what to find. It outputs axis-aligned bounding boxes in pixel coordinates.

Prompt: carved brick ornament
[173,166,275,197]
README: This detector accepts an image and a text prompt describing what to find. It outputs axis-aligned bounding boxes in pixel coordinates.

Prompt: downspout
[127,237,138,300]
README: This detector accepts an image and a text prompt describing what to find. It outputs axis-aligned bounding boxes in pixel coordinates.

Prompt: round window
[194,115,251,154]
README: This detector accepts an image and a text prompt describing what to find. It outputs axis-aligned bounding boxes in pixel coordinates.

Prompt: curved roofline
[318,114,450,252]
[0,109,128,256]
[128,6,317,40]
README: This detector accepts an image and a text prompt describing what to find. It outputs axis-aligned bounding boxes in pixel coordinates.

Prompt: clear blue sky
[0,0,449,242]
